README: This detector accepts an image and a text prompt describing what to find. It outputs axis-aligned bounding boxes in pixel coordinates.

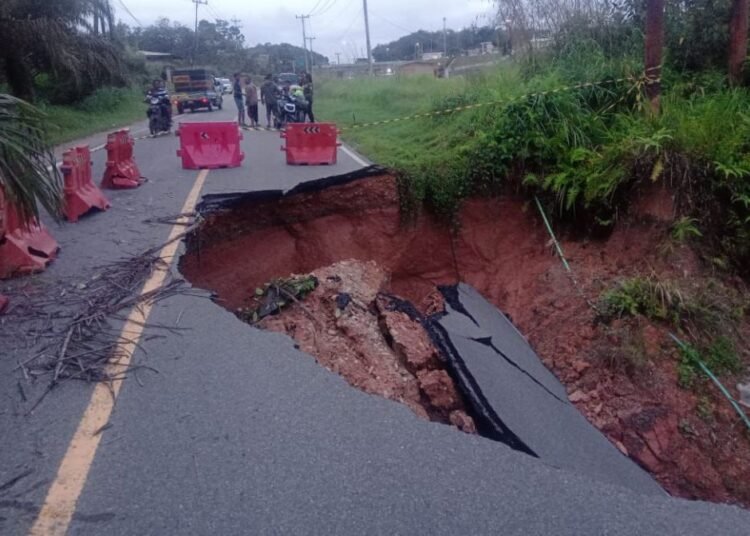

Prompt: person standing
[245,77,259,128]
[302,72,315,122]
[233,72,246,126]
[260,74,277,128]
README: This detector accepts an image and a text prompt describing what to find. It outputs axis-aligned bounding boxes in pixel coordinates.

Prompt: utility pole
[729,0,749,84]
[306,37,317,68]
[296,15,311,73]
[230,17,243,49]
[192,0,207,66]
[335,52,341,65]
[443,17,447,56]
[362,0,373,75]
[644,0,665,114]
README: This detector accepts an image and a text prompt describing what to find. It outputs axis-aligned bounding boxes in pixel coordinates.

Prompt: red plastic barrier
[176,122,245,169]
[102,129,143,189]
[61,146,111,222]
[0,187,59,279]
[281,123,340,166]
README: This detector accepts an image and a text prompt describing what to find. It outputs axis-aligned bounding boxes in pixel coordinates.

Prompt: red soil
[181,173,750,507]
[255,259,476,433]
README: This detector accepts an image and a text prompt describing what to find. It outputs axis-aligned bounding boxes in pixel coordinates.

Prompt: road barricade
[102,129,143,189]
[62,146,111,222]
[176,122,244,169]
[281,123,340,165]
[0,187,59,279]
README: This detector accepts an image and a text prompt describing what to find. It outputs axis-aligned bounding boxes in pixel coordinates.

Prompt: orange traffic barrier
[281,123,340,165]
[61,146,111,222]
[0,187,59,279]
[176,122,245,169]
[102,129,143,189]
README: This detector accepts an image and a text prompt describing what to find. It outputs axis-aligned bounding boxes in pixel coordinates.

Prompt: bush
[75,87,135,113]
[677,337,743,390]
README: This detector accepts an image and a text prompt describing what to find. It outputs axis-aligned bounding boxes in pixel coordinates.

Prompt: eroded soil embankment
[181,173,750,507]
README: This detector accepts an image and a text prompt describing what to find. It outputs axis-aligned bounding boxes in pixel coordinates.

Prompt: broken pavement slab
[432,283,663,495]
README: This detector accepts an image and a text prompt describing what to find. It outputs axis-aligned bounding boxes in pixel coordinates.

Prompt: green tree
[0,0,124,102]
[0,94,62,220]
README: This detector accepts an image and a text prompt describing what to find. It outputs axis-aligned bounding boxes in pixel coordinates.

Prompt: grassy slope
[316,74,484,167]
[40,87,145,145]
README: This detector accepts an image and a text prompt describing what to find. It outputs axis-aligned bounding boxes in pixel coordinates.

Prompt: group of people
[232,72,314,128]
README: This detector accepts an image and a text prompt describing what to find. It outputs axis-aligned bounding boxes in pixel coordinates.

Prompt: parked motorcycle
[146,91,172,135]
[273,94,308,129]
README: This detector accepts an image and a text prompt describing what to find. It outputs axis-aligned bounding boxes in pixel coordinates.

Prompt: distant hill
[373,26,503,61]
[244,43,329,74]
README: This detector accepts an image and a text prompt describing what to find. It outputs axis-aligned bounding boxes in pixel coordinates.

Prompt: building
[137,50,174,62]
[422,52,444,61]
[398,61,441,77]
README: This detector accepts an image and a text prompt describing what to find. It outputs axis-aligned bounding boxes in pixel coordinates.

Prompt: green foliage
[671,217,703,242]
[319,50,750,271]
[696,396,714,422]
[39,87,144,145]
[1,1,126,102]
[238,275,319,323]
[677,337,743,390]
[372,26,503,61]
[677,345,699,389]
[119,17,325,76]
[0,94,63,220]
[601,277,686,323]
[704,336,743,375]
[601,276,744,333]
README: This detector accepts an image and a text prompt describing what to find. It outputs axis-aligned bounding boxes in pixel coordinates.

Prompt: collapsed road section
[180,167,749,506]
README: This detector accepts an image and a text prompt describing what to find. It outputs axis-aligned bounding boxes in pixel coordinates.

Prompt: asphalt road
[1,105,750,535]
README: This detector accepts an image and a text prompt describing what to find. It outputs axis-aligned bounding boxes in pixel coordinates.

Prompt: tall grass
[40,86,145,145]
[317,54,750,273]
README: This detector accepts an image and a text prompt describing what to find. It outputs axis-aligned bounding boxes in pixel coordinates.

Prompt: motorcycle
[273,93,308,129]
[146,92,172,135]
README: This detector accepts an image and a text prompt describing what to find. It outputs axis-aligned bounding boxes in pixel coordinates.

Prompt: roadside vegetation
[318,53,750,276]
[41,87,145,145]
[317,1,750,404]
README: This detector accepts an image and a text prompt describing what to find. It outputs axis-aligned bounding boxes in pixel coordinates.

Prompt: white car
[218,78,232,94]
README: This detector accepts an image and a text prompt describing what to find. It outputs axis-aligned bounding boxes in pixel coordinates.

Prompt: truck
[171,69,223,114]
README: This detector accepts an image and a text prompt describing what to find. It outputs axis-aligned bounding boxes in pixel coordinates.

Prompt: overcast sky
[114,0,498,61]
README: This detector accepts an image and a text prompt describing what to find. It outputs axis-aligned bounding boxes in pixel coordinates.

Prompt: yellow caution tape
[339,74,659,132]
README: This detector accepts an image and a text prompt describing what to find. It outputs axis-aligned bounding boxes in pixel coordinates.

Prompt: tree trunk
[729,0,749,85]
[3,50,35,102]
[644,0,665,114]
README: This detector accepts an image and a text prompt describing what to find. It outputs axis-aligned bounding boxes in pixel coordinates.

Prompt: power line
[206,5,222,21]
[371,12,415,35]
[308,0,355,32]
[332,10,361,44]
[296,14,311,72]
[192,0,208,65]
[311,0,339,17]
[307,0,326,17]
[116,0,143,27]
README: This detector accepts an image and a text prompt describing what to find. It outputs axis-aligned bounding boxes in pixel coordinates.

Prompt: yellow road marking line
[29,168,209,536]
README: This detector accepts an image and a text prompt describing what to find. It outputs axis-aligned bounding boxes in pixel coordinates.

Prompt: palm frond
[0,94,63,221]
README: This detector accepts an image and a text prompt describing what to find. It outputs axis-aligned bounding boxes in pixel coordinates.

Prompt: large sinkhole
[179,167,748,504]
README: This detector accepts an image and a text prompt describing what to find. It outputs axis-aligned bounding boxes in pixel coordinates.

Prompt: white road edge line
[339,144,370,168]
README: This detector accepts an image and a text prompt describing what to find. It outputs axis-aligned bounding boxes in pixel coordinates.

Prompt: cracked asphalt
[1,106,750,535]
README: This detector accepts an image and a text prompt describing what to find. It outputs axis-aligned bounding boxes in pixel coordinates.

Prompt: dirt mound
[181,173,750,507]
[254,259,476,433]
